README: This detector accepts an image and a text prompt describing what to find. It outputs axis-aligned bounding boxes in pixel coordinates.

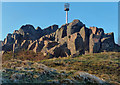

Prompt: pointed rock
[79,26,89,52]
[43,24,58,35]
[67,19,85,36]
[90,27,98,34]
[55,24,67,42]
[4,33,14,45]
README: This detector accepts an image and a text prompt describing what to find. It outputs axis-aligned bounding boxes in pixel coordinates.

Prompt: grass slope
[2,51,120,84]
[39,52,120,84]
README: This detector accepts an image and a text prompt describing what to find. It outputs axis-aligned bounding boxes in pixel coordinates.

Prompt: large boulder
[41,41,71,58]
[49,43,71,58]
[58,36,68,45]
[67,33,84,56]
[39,36,52,42]
[79,26,89,52]
[43,24,58,35]
[45,41,59,50]
[100,32,115,52]
[36,26,42,32]
[13,30,19,34]
[12,33,22,40]
[44,34,55,41]
[53,44,71,58]
[113,44,120,52]
[19,24,35,35]
[67,19,85,36]
[89,34,101,53]
[35,26,43,38]
[2,44,13,52]
[4,33,14,45]
[89,27,104,36]
[18,24,39,40]
[41,40,59,56]
[12,33,23,45]
[55,24,67,42]
[89,27,98,34]
[73,71,105,84]
[97,28,104,36]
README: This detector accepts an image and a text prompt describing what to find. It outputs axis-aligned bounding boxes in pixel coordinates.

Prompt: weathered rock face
[53,44,71,58]
[2,19,120,58]
[55,24,67,42]
[79,26,89,52]
[100,32,115,52]
[19,25,40,40]
[67,33,84,56]
[43,24,58,35]
[48,43,71,58]
[67,19,84,36]
[89,34,101,53]
[90,27,98,34]
[28,41,37,50]
[21,40,31,49]
[4,34,14,45]
[97,28,104,36]
[45,41,59,50]
[2,44,13,52]
[33,40,44,53]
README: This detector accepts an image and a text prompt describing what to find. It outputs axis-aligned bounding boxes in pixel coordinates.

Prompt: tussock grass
[2,51,120,84]
[39,52,120,83]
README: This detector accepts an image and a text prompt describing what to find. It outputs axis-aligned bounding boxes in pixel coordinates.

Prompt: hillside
[1,19,120,84]
[2,51,120,84]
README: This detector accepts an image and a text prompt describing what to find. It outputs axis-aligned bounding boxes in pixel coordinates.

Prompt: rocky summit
[2,19,120,57]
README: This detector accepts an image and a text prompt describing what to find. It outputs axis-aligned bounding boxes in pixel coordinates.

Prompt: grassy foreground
[39,52,120,84]
[2,51,120,84]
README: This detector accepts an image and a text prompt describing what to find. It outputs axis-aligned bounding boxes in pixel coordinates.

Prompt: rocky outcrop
[67,19,85,36]
[18,25,42,40]
[33,41,44,53]
[89,34,101,53]
[79,26,89,52]
[100,32,115,52]
[21,40,31,49]
[55,24,67,42]
[4,33,14,45]
[67,33,84,56]
[2,19,120,57]
[43,24,58,35]
[51,43,71,58]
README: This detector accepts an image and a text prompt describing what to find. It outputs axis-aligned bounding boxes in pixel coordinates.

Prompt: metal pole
[66,11,68,24]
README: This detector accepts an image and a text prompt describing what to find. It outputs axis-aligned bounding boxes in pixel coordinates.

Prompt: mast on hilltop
[64,3,70,24]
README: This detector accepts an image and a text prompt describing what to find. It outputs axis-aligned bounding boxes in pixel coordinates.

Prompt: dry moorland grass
[2,51,120,84]
[39,52,120,83]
